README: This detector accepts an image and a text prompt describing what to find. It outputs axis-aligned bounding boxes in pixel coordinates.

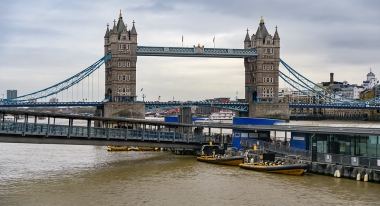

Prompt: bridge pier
[248,102,289,121]
[103,102,145,119]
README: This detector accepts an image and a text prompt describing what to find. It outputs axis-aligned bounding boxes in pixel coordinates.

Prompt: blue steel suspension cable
[5,54,111,102]
[280,59,361,104]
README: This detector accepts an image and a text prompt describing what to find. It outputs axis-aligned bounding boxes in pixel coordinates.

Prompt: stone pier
[249,102,289,121]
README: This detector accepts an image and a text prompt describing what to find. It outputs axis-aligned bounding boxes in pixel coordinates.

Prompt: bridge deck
[137,46,257,58]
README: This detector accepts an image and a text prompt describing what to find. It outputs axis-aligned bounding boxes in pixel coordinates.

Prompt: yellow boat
[196,144,244,166]
[107,146,131,151]
[131,146,159,151]
[197,155,245,166]
[239,162,308,176]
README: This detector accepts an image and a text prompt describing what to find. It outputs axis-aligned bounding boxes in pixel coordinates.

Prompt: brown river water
[1,119,380,205]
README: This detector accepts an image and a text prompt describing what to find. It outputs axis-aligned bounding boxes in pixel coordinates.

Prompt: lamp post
[142,94,146,102]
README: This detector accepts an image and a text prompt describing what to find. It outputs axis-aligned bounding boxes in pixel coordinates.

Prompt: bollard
[336,170,341,178]
[334,170,337,177]
[356,173,361,181]
[364,174,368,182]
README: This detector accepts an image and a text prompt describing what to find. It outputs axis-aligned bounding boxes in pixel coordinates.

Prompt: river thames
[1,119,380,205]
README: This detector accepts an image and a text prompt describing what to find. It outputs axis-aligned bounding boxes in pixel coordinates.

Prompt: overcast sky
[1,0,380,102]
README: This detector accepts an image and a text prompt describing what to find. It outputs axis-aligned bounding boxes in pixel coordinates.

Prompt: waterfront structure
[244,17,280,103]
[362,69,378,90]
[49,97,58,102]
[104,11,137,102]
[6,90,17,99]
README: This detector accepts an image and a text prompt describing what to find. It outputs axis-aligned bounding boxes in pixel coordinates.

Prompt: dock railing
[0,121,207,144]
[242,139,380,169]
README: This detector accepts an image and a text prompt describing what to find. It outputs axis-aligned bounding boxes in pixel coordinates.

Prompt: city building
[6,90,17,99]
[362,69,378,90]
[49,97,59,102]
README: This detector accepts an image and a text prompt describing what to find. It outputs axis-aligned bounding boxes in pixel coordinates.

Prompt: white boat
[210,111,235,120]
[1,115,14,122]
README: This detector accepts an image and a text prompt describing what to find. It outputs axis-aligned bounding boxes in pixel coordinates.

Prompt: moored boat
[107,146,131,151]
[196,144,244,166]
[130,146,159,151]
[239,162,308,176]
[197,155,245,166]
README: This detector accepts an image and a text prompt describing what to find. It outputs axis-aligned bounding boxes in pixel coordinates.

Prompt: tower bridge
[2,10,377,120]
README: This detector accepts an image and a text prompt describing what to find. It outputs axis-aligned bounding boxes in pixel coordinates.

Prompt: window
[122,44,127,50]
[122,36,126,40]
[118,62,127,67]
[118,75,122,81]
[261,87,274,97]
[122,76,126,81]
[266,40,270,44]
[126,75,130,81]
[266,48,271,53]
[127,44,130,50]
[127,62,130,67]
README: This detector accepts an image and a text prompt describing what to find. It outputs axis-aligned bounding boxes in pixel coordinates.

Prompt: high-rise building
[6,90,17,99]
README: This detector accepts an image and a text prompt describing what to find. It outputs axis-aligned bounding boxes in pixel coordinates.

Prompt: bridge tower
[244,17,280,103]
[244,17,289,120]
[99,10,145,119]
[104,10,138,102]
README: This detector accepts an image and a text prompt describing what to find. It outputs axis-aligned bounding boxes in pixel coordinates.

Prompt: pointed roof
[255,26,262,39]
[274,25,280,40]
[104,23,110,38]
[130,20,137,35]
[116,14,127,34]
[259,17,269,39]
[244,28,251,42]
[111,19,117,34]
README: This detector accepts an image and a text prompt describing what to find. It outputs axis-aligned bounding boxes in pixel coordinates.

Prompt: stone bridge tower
[104,10,137,102]
[99,11,145,120]
[243,18,289,120]
[244,17,280,103]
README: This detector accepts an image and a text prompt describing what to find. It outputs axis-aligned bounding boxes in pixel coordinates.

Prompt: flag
[141,88,143,91]
[182,35,183,42]
[213,36,215,43]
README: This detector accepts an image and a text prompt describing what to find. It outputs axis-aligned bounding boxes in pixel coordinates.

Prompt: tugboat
[196,144,245,166]
[239,153,308,176]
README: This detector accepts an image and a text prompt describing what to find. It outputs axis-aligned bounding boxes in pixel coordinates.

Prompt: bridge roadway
[1,109,380,149]
[1,102,380,111]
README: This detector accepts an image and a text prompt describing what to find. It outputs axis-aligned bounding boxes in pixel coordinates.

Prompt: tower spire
[119,9,122,18]
[274,25,280,39]
[244,28,251,42]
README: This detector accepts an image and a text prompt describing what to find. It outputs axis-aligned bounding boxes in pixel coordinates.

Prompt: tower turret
[244,29,251,49]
